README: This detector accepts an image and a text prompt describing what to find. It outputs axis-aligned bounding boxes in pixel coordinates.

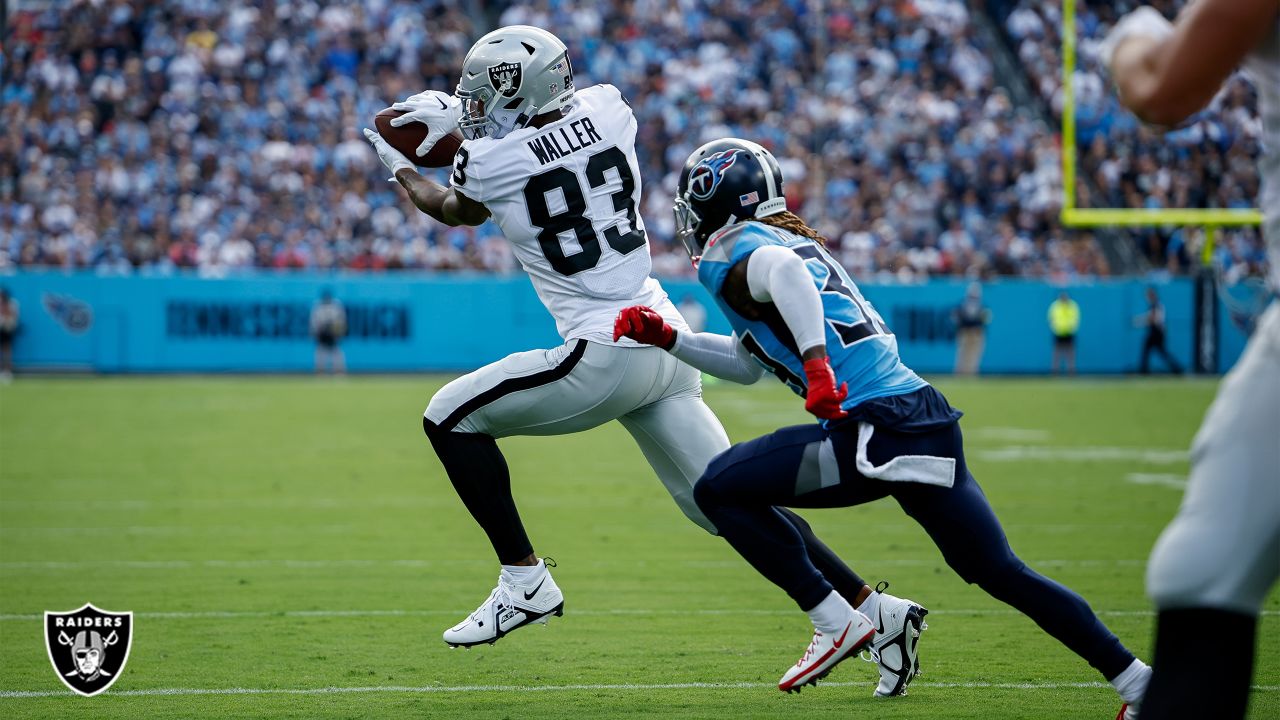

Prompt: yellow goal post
[1058,0,1262,264]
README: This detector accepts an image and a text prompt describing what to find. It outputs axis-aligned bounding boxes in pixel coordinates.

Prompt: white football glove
[363,128,415,178]
[1099,6,1174,71]
[390,90,464,158]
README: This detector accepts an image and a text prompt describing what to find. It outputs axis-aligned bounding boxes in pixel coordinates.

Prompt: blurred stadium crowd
[995,0,1269,281]
[0,0,1266,280]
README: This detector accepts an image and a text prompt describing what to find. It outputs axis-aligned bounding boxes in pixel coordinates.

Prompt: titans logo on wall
[42,292,93,334]
[44,603,133,697]
[688,150,743,201]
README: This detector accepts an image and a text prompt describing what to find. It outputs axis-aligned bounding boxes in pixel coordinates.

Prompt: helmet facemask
[455,85,495,140]
[673,195,704,268]
[673,138,789,269]
[456,26,575,141]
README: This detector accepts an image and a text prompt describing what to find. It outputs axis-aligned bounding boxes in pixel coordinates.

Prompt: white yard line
[975,446,1189,464]
[1,607,1275,622]
[0,557,1150,571]
[1,680,1276,699]
[966,427,1052,442]
[0,447,1186,514]
[0,524,360,535]
[0,497,447,512]
[1125,473,1189,490]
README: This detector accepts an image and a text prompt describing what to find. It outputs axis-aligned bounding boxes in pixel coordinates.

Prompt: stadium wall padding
[3,271,1243,374]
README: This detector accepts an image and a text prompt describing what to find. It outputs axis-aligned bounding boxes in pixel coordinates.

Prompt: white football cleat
[443,558,564,648]
[778,609,876,693]
[862,583,929,697]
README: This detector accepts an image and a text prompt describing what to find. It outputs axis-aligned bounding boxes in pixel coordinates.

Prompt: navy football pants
[693,419,1136,681]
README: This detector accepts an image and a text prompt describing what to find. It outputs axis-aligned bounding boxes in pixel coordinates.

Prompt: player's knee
[674,492,719,535]
[692,473,718,511]
[423,416,441,438]
[692,466,732,514]
[948,546,1024,588]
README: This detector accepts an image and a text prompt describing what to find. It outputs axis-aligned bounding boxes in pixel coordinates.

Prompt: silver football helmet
[456,25,575,140]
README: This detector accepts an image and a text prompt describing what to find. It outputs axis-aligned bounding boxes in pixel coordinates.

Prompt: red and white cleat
[778,610,876,693]
[1117,703,1139,720]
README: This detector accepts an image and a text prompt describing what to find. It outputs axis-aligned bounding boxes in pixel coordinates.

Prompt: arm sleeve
[745,244,827,354]
[668,331,765,385]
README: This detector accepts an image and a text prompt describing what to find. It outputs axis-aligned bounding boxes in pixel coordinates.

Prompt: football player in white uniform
[1104,1,1280,717]
[363,26,917,689]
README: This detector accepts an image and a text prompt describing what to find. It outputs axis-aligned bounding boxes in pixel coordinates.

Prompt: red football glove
[612,305,676,349]
[803,356,849,420]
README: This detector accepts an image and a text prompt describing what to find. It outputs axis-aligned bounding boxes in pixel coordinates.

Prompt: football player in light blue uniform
[695,215,927,413]
[614,139,1150,713]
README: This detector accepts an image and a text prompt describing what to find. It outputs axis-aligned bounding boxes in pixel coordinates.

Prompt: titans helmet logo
[688,150,743,201]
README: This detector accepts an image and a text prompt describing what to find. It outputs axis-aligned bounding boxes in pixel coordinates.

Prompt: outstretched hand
[802,356,848,420]
[363,128,415,178]
[390,90,464,157]
[612,306,676,349]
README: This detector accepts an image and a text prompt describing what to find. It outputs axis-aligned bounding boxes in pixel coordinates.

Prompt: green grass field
[0,376,1275,719]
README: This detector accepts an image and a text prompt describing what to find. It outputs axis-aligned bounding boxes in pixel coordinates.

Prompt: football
[373,108,463,168]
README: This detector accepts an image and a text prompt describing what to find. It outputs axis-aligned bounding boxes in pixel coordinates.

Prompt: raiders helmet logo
[688,149,743,201]
[44,603,133,696]
[487,61,523,98]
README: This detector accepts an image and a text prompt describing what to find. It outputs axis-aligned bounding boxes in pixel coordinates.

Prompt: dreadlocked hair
[753,211,828,247]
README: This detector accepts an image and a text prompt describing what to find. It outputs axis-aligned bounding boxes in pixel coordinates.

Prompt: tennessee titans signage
[42,292,93,334]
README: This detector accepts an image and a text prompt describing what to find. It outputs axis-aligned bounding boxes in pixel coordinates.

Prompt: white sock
[856,589,882,620]
[501,560,543,581]
[1110,658,1152,705]
[806,590,855,634]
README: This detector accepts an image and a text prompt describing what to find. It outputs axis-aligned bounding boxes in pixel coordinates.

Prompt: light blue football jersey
[697,222,928,411]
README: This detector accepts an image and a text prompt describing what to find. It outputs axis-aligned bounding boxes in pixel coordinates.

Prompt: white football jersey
[451,84,687,345]
[1245,19,1280,293]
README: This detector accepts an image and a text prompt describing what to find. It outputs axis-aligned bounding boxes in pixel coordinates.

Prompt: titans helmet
[674,138,787,264]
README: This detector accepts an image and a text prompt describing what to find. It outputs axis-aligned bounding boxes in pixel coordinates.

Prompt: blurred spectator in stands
[310,289,346,375]
[952,282,992,375]
[1049,289,1080,375]
[1137,286,1182,375]
[0,288,18,382]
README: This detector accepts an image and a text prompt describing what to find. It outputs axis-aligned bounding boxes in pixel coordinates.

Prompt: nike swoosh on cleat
[781,622,856,690]
[876,607,886,636]
[831,622,852,649]
[524,578,546,601]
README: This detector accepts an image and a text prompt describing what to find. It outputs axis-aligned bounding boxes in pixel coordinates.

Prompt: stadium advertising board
[0,272,1242,374]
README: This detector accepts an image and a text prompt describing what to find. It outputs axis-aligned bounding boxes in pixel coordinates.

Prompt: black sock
[776,508,868,605]
[1143,607,1256,719]
[424,418,532,564]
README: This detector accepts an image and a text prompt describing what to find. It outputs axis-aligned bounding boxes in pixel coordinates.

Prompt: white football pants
[1147,302,1280,613]
[424,339,730,533]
